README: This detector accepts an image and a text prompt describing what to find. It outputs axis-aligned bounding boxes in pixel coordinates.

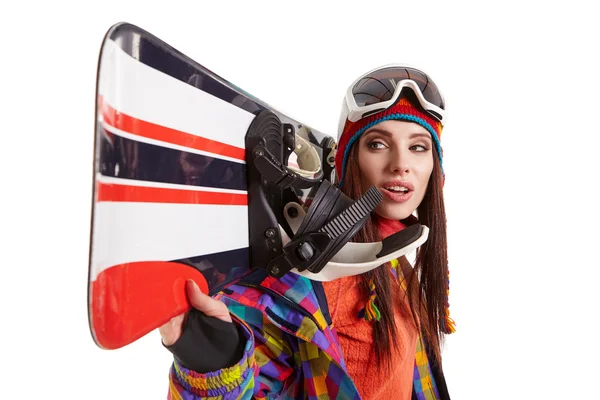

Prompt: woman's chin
[374,203,415,221]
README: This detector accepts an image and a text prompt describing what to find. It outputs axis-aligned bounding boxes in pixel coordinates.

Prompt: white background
[2,1,599,399]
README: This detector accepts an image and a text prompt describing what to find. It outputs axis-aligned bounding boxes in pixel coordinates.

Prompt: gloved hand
[159,280,245,372]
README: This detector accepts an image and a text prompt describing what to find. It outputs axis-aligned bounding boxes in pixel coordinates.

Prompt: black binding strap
[376,224,424,258]
[265,181,382,278]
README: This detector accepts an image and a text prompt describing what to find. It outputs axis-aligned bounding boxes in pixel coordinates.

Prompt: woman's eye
[368,141,386,150]
[410,144,429,152]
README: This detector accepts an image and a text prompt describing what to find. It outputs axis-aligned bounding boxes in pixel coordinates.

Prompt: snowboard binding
[245,110,429,281]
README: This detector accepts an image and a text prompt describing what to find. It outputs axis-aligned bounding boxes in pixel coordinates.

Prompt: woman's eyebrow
[364,128,392,137]
[410,132,432,141]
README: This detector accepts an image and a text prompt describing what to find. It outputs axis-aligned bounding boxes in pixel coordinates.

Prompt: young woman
[159,64,455,400]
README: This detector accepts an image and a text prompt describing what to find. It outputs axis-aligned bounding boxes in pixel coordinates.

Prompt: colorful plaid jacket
[167,267,450,400]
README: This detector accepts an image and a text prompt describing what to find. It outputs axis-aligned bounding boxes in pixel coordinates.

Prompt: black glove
[164,308,246,373]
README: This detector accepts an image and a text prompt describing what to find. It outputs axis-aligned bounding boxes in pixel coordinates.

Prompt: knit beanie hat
[335,94,444,189]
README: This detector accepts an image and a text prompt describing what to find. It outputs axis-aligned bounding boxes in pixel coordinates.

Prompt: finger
[158,313,186,346]
[186,280,232,323]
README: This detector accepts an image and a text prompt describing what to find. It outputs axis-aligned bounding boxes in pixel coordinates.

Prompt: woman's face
[357,120,434,220]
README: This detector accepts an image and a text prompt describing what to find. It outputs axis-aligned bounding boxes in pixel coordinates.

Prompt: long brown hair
[340,137,448,370]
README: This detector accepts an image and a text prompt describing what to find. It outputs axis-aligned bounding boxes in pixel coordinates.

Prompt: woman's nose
[389,148,410,174]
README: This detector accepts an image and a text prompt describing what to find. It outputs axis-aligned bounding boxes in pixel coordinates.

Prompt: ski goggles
[339,64,447,131]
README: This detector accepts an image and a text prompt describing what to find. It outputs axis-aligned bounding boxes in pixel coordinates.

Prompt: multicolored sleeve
[167,314,258,400]
[167,311,295,400]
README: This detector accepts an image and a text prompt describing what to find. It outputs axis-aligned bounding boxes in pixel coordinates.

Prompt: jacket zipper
[236,282,322,329]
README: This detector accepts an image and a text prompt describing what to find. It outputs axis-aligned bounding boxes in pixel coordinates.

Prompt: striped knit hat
[335,95,444,189]
[336,94,455,334]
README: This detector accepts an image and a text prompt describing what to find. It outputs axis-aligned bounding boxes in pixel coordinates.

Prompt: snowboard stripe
[97,125,247,191]
[107,25,267,116]
[96,180,247,205]
[99,38,254,150]
[100,98,246,162]
[89,201,249,281]
[97,175,246,194]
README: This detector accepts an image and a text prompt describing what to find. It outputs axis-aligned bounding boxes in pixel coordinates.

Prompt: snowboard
[88,22,429,352]
[88,22,336,350]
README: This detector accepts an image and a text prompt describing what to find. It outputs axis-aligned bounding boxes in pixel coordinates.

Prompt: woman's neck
[373,213,406,239]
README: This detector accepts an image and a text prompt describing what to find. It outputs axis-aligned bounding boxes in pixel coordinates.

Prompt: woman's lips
[381,187,413,203]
